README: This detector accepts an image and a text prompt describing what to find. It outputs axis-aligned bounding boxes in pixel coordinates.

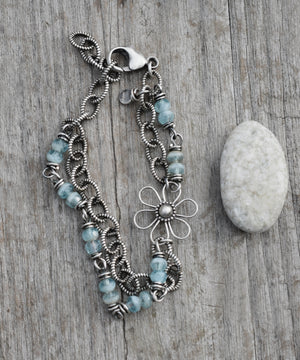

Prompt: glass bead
[150,257,167,271]
[82,227,99,242]
[57,182,73,199]
[51,138,69,153]
[46,149,63,164]
[168,162,185,175]
[99,278,116,293]
[84,240,102,255]
[139,291,153,309]
[150,271,167,284]
[158,110,174,126]
[166,151,183,164]
[102,290,120,305]
[154,98,171,113]
[126,295,142,313]
[65,192,82,208]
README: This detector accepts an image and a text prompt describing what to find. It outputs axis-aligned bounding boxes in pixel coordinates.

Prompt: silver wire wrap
[43,33,186,318]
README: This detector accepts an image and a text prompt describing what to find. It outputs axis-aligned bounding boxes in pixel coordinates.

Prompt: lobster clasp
[107,47,148,73]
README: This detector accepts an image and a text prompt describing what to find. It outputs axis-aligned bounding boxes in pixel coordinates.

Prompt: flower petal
[134,209,157,230]
[175,198,198,218]
[168,218,191,239]
[150,219,161,242]
[150,220,170,243]
[162,183,181,204]
[139,185,161,208]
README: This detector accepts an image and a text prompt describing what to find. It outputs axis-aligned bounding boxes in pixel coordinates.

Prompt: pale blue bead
[166,151,183,164]
[84,240,102,255]
[99,278,116,293]
[57,182,74,199]
[154,98,171,113]
[158,110,174,125]
[150,257,167,271]
[150,271,167,284]
[46,149,63,164]
[82,227,99,242]
[168,162,185,175]
[51,138,69,153]
[126,295,142,313]
[139,291,153,309]
[102,290,120,305]
[66,192,82,208]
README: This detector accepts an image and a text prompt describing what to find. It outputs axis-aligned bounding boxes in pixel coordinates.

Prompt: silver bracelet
[42,32,198,319]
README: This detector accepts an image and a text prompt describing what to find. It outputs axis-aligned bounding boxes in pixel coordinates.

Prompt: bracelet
[42,32,198,319]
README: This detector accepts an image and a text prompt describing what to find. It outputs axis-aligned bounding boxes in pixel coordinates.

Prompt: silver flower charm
[133,183,198,241]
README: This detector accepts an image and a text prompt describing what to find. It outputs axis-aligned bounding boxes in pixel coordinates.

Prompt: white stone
[220,121,288,233]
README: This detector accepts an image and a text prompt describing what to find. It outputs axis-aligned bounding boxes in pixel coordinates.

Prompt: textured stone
[220,121,288,233]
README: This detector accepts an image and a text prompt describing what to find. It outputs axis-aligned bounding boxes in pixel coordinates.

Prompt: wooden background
[0,0,299,359]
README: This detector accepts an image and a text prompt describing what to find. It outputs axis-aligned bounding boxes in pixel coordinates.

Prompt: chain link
[43,33,184,312]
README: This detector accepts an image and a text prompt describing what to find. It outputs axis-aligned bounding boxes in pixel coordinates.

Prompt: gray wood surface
[0,0,299,359]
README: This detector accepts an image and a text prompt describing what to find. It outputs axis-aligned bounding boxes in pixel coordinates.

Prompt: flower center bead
[158,203,173,218]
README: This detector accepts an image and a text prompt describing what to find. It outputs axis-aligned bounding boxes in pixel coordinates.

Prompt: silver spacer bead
[75,199,87,210]
[91,252,103,260]
[53,178,64,190]
[98,271,112,281]
[81,221,96,229]
[162,122,175,130]
[168,174,183,183]
[169,143,182,152]
[120,303,130,314]
[154,92,166,102]
[57,132,70,143]
[46,162,60,170]
[108,303,129,319]
[152,251,165,258]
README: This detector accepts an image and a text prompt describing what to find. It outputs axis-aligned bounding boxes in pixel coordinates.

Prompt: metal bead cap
[158,204,173,218]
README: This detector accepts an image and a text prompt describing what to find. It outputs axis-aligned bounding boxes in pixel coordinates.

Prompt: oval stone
[220,121,288,233]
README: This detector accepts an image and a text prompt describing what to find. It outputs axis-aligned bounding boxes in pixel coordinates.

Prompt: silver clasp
[107,47,148,73]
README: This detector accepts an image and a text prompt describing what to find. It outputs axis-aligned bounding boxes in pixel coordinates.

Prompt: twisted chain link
[44,33,183,309]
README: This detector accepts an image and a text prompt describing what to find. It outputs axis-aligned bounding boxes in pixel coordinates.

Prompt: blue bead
[82,227,99,242]
[168,162,185,175]
[46,149,63,164]
[150,257,167,271]
[57,182,74,199]
[139,291,153,309]
[84,240,102,255]
[51,138,69,153]
[158,110,174,125]
[126,295,142,313]
[154,98,171,113]
[65,192,82,208]
[99,278,116,293]
[150,271,167,284]
[102,290,120,305]
[166,151,183,164]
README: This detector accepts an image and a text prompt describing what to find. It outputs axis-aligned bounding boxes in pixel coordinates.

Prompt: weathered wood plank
[0,0,299,359]
[228,1,300,358]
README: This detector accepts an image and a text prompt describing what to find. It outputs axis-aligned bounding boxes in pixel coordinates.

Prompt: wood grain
[0,0,299,359]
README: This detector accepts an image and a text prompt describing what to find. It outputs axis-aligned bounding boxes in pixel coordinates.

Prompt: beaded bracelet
[42,32,198,319]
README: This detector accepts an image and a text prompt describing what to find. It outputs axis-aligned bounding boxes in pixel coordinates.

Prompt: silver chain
[43,33,186,318]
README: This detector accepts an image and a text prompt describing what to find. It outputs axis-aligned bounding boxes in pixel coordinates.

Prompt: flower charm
[133,183,198,241]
